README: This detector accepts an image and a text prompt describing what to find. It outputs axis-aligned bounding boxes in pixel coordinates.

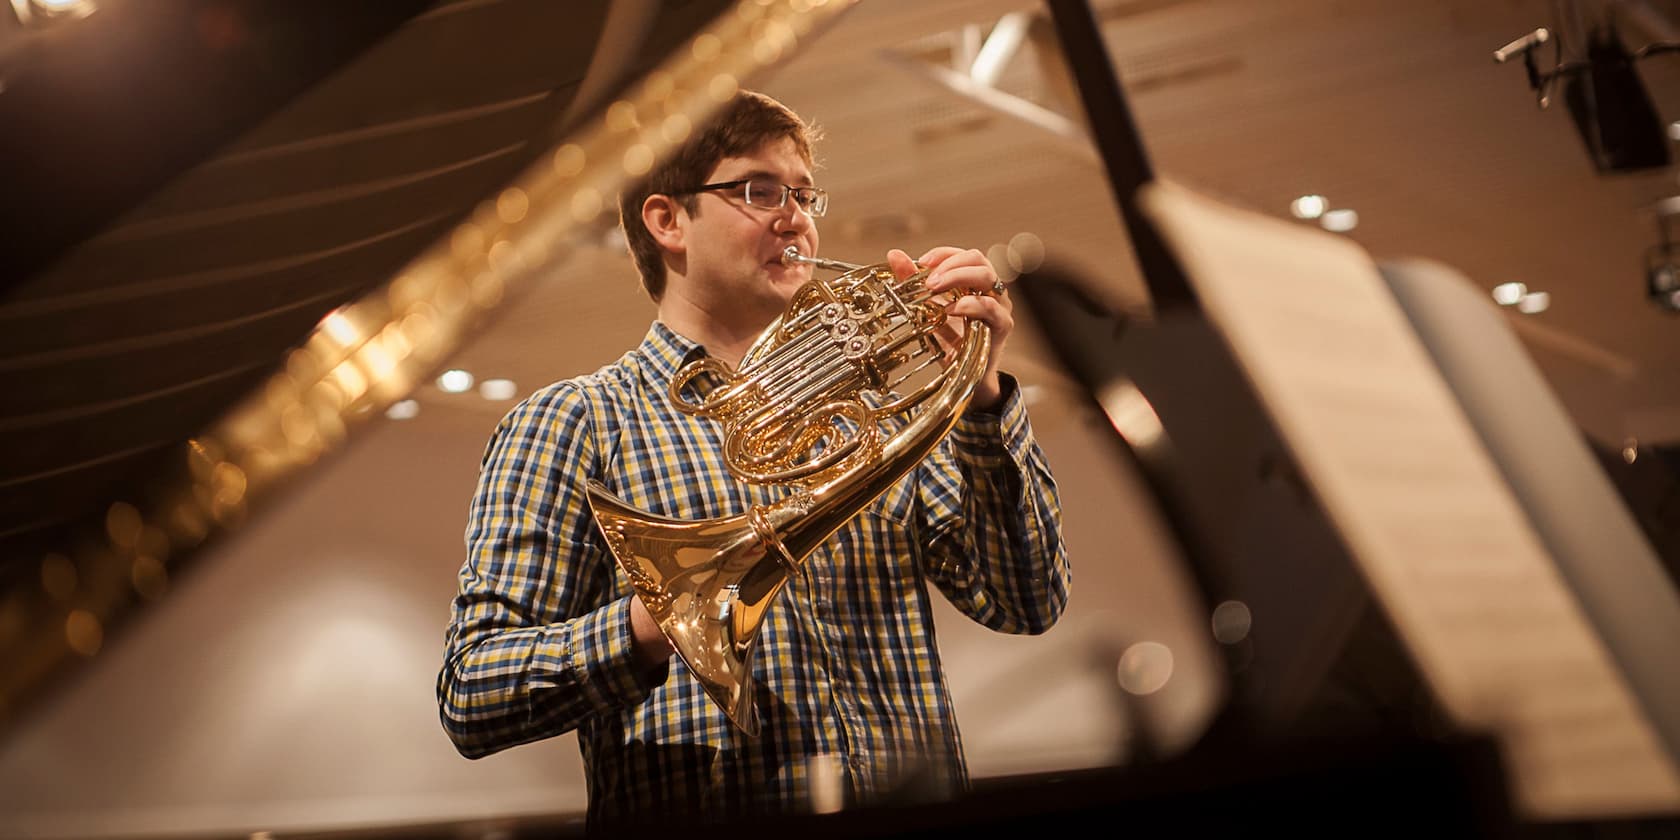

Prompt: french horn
[585,246,991,735]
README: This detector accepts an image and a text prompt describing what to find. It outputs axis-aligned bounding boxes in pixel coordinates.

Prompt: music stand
[1027,0,1680,822]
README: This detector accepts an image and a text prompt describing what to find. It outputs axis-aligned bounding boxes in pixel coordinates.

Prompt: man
[437,90,1070,828]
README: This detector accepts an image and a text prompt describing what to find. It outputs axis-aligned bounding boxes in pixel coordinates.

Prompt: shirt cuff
[953,372,1030,465]
[565,595,668,713]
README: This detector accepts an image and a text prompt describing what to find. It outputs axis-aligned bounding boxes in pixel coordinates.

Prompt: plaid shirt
[438,321,1070,827]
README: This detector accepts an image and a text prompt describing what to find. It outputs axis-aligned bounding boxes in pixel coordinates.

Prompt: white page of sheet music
[1140,179,1680,820]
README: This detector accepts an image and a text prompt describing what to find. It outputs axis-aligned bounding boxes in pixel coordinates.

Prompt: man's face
[679,136,819,330]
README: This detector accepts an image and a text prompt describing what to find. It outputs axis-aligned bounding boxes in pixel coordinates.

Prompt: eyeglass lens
[745,179,826,216]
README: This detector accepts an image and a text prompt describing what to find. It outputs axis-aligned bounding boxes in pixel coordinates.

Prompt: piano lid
[0,0,852,736]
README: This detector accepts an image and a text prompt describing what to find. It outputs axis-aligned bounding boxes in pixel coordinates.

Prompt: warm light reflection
[553,144,586,177]
[450,223,487,262]
[1211,600,1253,644]
[319,309,359,347]
[808,754,845,814]
[987,244,1016,283]
[693,32,723,61]
[105,501,143,550]
[1095,379,1164,449]
[624,144,655,176]
[211,462,248,508]
[169,500,209,545]
[709,72,739,102]
[605,100,638,133]
[571,188,604,223]
[329,360,370,403]
[64,610,102,657]
[663,114,693,144]
[400,305,438,347]
[1006,231,1044,274]
[496,187,529,224]
[1117,641,1174,695]
[357,335,399,383]
[470,265,507,308]
[279,405,315,448]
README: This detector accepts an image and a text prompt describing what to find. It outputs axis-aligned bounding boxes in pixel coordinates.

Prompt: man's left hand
[887,246,1012,412]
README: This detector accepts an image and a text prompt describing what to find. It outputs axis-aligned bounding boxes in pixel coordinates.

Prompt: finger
[931,319,963,362]
[928,263,1003,295]
[887,248,917,281]
[945,296,1014,336]
[923,248,989,281]
[916,245,967,269]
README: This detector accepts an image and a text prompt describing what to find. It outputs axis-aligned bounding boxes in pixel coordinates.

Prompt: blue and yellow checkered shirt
[438,321,1070,826]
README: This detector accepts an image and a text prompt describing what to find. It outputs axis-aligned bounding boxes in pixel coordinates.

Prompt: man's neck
[656,295,772,369]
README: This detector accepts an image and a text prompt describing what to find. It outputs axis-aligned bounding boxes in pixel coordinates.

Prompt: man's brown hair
[618,90,821,300]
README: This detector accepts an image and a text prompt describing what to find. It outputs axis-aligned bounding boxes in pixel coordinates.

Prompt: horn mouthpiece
[782,246,861,272]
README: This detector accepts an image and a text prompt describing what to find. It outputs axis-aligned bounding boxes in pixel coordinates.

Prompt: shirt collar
[638,321,711,390]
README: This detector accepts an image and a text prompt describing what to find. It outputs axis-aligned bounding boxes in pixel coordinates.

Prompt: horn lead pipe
[782,246,862,272]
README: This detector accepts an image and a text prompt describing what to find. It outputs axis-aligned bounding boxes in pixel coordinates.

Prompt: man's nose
[772,200,815,233]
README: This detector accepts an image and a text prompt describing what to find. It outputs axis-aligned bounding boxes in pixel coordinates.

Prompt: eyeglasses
[678,177,829,217]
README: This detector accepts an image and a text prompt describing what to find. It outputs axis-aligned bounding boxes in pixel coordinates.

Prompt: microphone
[1493,27,1550,63]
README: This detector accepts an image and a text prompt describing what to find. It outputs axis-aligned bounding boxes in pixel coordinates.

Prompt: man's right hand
[629,594,675,669]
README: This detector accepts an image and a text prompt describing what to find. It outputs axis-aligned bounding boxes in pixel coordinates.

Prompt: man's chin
[765,266,808,295]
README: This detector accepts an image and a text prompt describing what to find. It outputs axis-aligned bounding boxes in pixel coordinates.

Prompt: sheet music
[1140,179,1680,820]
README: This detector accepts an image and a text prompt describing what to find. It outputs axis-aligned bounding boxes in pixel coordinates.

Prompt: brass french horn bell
[585,246,991,735]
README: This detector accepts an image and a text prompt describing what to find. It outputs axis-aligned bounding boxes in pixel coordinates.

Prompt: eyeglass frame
[674,177,829,218]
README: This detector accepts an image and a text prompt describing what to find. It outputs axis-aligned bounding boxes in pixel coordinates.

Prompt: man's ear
[641,194,686,255]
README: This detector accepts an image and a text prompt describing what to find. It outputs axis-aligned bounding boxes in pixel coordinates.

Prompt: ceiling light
[1516,291,1550,314]
[1647,255,1680,313]
[436,369,474,393]
[385,399,420,421]
[15,0,95,22]
[1319,208,1359,232]
[968,12,1030,86]
[1491,282,1528,305]
[478,378,518,401]
[1290,195,1327,220]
